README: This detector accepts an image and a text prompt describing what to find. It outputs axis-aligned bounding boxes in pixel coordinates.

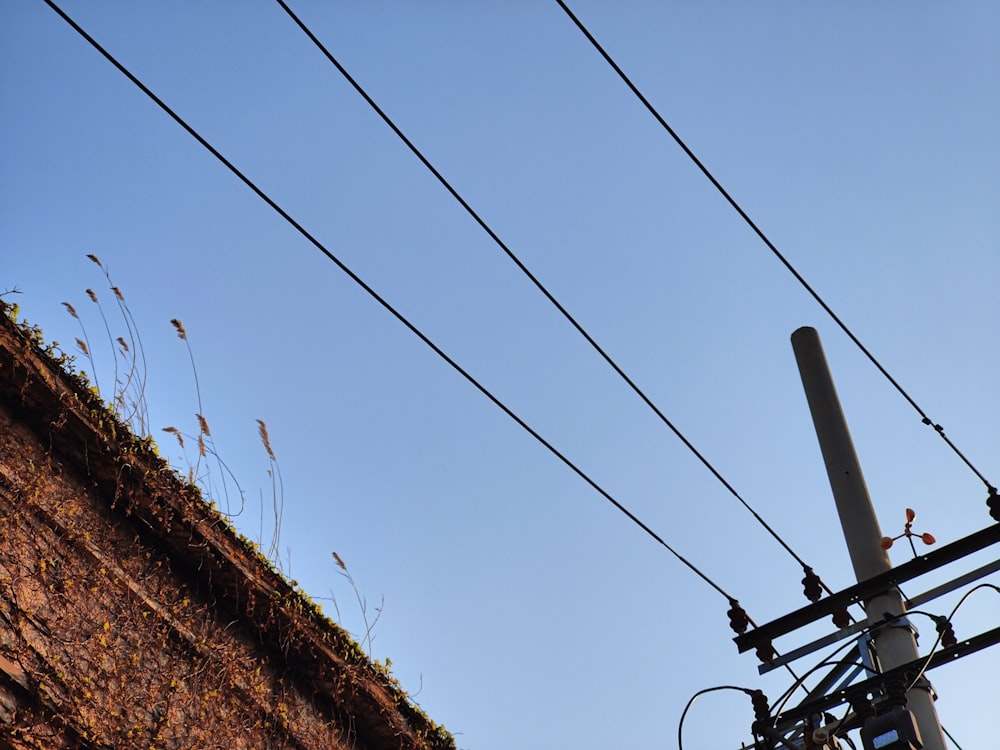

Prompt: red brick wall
[0,398,360,749]
[0,312,452,750]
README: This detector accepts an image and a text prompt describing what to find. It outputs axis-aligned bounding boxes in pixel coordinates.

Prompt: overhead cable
[40,0,735,604]
[677,685,762,750]
[555,0,995,495]
[272,0,831,590]
[44,2,818,698]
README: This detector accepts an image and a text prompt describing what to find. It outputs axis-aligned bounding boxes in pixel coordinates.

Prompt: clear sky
[2,2,998,748]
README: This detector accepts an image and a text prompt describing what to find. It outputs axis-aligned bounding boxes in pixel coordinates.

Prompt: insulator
[987,489,1000,523]
[755,641,776,664]
[831,608,852,629]
[884,677,907,708]
[727,599,750,635]
[749,689,770,721]
[802,567,823,603]
[934,615,957,648]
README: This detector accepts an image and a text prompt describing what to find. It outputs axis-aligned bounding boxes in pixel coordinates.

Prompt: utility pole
[791,326,947,750]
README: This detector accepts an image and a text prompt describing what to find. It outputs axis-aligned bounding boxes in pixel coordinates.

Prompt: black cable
[677,685,753,750]
[905,582,1000,691]
[40,0,735,602]
[273,0,829,587]
[942,724,966,750]
[555,0,996,496]
[771,641,868,719]
[42,2,821,703]
[792,603,988,746]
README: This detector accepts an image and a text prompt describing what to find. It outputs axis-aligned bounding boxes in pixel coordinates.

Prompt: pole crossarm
[801,644,865,703]
[735,522,1000,654]
[770,625,1000,730]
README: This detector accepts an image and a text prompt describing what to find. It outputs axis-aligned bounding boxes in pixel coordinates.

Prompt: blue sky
[2,2,998,748]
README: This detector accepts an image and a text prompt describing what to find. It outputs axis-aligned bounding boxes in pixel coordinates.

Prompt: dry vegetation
[0,283,454,749]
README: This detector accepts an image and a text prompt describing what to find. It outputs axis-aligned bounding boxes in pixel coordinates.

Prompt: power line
[42,4,822,698]
[555,0,996,496]
[39,0,735,604]
[272,0,829,590]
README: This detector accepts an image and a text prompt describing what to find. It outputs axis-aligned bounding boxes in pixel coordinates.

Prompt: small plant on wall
[54,254,287,567]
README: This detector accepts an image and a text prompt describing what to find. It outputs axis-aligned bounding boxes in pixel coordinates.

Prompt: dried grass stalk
[196,413,211,437]
[162,426,184,449]
[170,318,187,340]
[256,419,276,461]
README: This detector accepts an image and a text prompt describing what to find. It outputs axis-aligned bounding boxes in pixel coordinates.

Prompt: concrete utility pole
[791,326,947,750]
